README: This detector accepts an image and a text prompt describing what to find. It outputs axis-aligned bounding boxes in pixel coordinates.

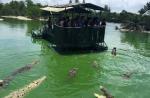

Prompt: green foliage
[25,0,34,7]
[0,3,3,9]
[104,5,111,12]
[139,2,150,14]
[141,16,150,30]
[0,0,42,18]
[26,6,41,18]
[100,8,150,31]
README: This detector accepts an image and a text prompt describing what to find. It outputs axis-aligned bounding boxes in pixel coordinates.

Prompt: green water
[0,20,150,98]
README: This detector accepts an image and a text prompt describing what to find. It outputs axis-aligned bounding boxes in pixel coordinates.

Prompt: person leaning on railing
[57,16,106,28]
[59,17,65,27]
[101,18,106,27]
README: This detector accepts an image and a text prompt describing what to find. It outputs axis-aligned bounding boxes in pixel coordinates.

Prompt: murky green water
[0,20,150,98]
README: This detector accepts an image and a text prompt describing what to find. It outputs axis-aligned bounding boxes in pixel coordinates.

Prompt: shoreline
[120,28,150,34]
[1,16,32,21]
[0,18,4,21]
[1,16,48,21]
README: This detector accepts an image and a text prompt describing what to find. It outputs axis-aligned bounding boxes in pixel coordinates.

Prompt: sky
[0,0,149,13]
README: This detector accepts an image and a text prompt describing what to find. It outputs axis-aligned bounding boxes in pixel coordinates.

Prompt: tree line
[139,2,150,15]
[100,2,150,31]
[0,0,43,18]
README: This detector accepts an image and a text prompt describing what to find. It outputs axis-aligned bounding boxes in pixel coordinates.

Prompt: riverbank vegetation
[0,0,43,18]
[100,2,150,31]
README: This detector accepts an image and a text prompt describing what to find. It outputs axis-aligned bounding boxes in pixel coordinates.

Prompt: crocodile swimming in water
[4,76,46,98]
[94,86,114,98]
[0,60,39,88]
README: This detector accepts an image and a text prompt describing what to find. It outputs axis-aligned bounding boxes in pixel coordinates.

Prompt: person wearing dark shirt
[47,17,52,28]
[101,18,106,27]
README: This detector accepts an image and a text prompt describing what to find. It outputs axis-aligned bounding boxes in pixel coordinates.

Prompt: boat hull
[43,25,108,50]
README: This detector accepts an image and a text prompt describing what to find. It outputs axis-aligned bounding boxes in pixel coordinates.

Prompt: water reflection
[1,19,43,37]
[121,32,150,50]
[121,32,150,56]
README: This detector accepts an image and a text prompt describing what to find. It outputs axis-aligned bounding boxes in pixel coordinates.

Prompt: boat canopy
[54,3,104,11]
[41,3,104,13]
[40,7,73,13]
[80,3,104,10]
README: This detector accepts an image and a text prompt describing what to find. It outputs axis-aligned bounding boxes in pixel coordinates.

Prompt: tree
[69,0,72,4]
[104,5,111,12]
[25,0,34,7]
[83,0,85,3]
[139,8,145,14]
[18,1,26,16]
[25,0,41,18]
[26,6,41,18]
[0,3,3,15]
[0,3,3,10]
[139,2,150,14]
[0,0,42,18]
[75,0,79,3]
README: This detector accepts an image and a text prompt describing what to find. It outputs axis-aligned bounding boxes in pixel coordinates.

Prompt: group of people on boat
[57,16,106,27]
[47,16,106,28]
